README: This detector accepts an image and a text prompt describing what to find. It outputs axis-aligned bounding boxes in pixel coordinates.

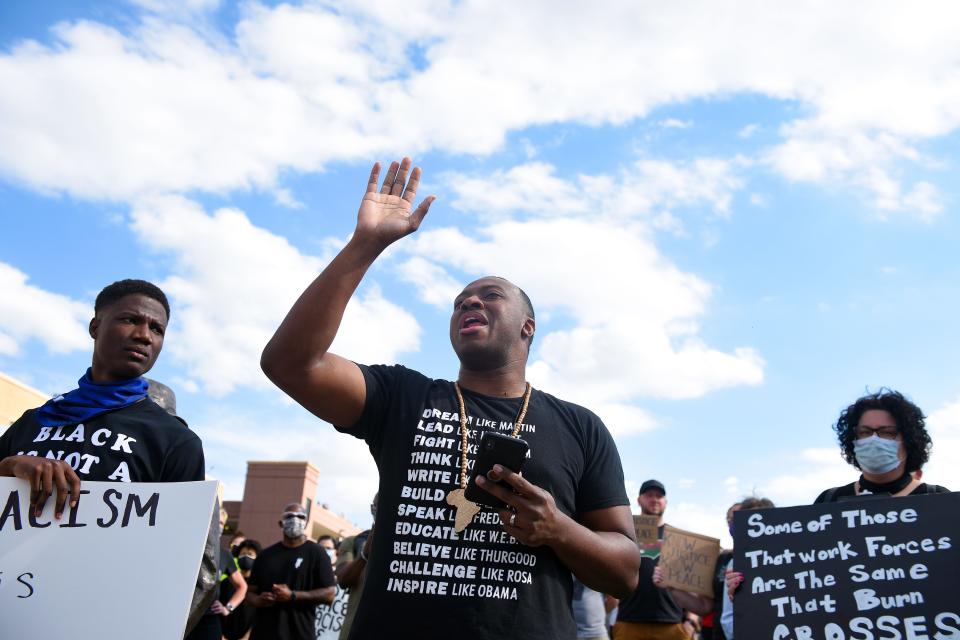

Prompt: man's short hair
[95,279,170,319]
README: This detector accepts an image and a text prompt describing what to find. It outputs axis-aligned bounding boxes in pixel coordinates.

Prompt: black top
[249,540,336,640]
[616,525,683,624]
[0,398,204,482]
[814,481,950,503]
[335,364,630,640]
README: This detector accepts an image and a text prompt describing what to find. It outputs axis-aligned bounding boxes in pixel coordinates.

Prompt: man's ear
[522,317,535,341]
[89,316,99,339]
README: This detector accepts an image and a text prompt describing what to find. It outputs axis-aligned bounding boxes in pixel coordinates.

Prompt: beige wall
[0,372,49,431]
[235,461,360,547]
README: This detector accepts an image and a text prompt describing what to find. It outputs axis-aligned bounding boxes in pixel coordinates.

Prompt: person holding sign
[613,480,688,640]
[261,157,640,639]
[814,389,949,503]
[0,279,205,513]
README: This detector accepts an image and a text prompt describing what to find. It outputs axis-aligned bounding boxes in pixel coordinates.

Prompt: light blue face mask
[854,434,902,474]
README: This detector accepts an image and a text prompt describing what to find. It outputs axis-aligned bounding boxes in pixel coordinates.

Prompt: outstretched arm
[477,466,641,599]
[261,158,435,427]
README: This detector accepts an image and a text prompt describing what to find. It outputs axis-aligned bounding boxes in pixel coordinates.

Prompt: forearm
[550,514,640,599]
[667,588,713,615]
[262,236,383,376]
[294,586,336,605]
[336,558,366,588]
[226,577,247,610]
[245,588,269,608]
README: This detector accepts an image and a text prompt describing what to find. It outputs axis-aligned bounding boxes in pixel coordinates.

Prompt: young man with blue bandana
[0,279,205,518]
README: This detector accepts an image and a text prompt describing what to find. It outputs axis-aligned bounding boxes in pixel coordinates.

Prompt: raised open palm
[356,157,434,246]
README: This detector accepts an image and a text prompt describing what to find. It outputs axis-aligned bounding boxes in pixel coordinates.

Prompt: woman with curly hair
[814,389,949,502]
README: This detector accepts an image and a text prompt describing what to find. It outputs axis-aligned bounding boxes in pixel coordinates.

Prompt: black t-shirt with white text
[335,364,630,640]
[249,540,337,640]
[616,525,683,624]
[0,398,204,482]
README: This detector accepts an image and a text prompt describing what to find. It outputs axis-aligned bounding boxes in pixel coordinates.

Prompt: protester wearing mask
[814,389,949,502]
[236,540,261,577]
[223,540,262,640]
[246,503,336,640]
[318,535,338,565]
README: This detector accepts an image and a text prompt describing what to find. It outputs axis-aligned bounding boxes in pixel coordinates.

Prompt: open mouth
[459,313,488,334]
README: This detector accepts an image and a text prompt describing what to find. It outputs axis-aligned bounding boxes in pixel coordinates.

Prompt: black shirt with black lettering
[0,398,204,482]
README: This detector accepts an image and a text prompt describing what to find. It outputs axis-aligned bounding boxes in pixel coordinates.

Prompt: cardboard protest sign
[659,525,720,598]
[733,493,960,640]
[0,478,217,640]
[633,514,660,546]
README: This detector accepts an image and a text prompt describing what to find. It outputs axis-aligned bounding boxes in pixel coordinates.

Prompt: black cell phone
[464,431,529,509]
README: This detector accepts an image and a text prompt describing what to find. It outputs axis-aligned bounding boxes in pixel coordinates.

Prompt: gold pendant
[446,488,480,533]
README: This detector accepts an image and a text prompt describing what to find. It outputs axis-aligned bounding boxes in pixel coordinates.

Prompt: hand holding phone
[464,431,529,509]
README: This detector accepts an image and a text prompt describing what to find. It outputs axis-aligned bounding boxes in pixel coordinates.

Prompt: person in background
[573,576,611,640]
[318,535,338,566]
[718,496,776,640]
[188,508,248,640]
[224,540,262,640]
[230,532,247,558]
[246,503,336,640]
[336,494,376,640]
[614,480,684,640]
[815,389,949,502]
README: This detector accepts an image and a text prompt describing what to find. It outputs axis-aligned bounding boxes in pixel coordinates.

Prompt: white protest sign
[0,478,217,640]
[315,585,349,640]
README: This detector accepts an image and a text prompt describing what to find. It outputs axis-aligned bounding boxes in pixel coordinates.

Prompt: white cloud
[923,398,960,490]
[445,158,744,221]
[764,447,853,506]
[658,118,692,129]
[128,195,421,395]
[0,1,958,218]
[0,262,90,356]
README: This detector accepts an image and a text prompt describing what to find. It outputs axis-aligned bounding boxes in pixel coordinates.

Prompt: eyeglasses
[855,426,900,440]
[282,512,307,521]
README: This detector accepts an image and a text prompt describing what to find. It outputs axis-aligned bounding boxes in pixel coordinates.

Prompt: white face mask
[282,516,306,539]
[854,434,902,474]
[325,548,336,562]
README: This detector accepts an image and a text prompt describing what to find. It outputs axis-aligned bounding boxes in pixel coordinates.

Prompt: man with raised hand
[261,158,640,639]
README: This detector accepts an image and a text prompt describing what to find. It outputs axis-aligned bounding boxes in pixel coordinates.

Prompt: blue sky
[3,0,960,544]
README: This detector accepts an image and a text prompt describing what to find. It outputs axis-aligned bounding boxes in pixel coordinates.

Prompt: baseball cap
[639,479,666,495]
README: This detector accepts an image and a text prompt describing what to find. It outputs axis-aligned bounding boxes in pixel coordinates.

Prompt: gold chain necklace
[446,381,532,533]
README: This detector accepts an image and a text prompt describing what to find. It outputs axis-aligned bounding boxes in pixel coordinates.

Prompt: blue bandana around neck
[36,368,149,428]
